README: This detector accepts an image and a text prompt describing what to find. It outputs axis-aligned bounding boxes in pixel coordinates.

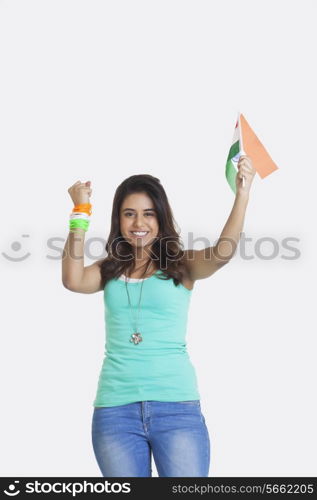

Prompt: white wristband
[69,212,90,220]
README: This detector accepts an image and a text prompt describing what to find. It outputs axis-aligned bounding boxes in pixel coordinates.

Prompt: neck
[133,246,151,263]
[131,251,153,274]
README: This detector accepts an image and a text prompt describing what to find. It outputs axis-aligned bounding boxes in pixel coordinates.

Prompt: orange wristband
[72,203,92,216]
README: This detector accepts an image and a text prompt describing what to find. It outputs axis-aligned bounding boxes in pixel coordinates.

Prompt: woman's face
[120,192,160,253]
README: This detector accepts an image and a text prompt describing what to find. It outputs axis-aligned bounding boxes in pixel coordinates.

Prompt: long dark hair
[99,174,186,288]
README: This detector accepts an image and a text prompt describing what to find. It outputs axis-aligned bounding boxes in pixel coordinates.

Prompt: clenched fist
[235,156,256,196]
[68,180,92,206]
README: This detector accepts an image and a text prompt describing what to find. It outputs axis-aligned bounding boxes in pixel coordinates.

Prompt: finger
[239,158,249,165]
[243,166,253,174]
[69,181,81,189]
[240,170,250,178]
[240,165,248,172]
[73,183,87,188]
[239,158,248,163]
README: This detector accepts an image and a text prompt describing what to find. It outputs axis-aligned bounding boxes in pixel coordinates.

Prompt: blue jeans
[91,400,210,477]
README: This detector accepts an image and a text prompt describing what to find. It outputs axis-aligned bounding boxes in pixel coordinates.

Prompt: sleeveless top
[93,269,200,407]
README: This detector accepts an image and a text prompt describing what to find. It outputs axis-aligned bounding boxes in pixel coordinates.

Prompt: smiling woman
[120,193,159,251]
[98,174,190,286]
[62,167,254,477]
[62,174,211,477]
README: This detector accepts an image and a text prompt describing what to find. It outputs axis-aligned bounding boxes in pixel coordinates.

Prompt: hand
[68,180,92,206]
[235,155,256,196]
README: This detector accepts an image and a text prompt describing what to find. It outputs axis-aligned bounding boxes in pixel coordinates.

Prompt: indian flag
[225,112,279,194]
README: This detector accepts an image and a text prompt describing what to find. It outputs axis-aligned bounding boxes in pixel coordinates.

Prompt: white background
[0,0,316,477]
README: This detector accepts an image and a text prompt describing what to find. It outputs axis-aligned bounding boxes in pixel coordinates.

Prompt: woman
[62,156,256,477]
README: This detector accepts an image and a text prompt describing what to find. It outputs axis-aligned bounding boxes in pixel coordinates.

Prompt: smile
[130,231,149,237]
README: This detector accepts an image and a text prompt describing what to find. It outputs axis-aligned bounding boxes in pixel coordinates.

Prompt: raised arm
[182,155,256,281]
[62,180,104,294]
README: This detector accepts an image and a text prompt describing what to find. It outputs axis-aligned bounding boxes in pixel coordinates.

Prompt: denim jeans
[91,400,210,477]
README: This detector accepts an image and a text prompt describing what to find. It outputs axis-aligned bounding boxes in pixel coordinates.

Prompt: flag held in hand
[225,112,279,194]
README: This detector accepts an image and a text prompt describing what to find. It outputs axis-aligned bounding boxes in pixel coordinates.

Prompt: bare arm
[62,180,104,294]
[182,155,256,281]
[62,228,85,288]
[213,191,250,262]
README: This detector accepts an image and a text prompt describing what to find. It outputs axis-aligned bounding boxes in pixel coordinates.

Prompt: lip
[130,231,149,238]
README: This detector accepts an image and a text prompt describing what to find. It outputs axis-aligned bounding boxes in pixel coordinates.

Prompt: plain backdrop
[1,0,316,477]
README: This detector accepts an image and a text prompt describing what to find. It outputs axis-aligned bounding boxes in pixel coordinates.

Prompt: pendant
[130,332,143,345]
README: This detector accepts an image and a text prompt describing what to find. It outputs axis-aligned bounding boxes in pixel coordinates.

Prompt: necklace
[125,259,152,345]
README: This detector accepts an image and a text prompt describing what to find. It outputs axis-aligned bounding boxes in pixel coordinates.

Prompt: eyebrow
[122,208,156,212]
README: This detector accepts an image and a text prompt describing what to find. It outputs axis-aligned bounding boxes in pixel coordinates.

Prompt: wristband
[69,220,90,233]
[72,203,92,216]
[70,212,90,220]
[69,203,92,232]
[70,219,89,228]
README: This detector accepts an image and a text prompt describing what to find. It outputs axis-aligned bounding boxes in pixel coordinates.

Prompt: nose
[135,215,146,227]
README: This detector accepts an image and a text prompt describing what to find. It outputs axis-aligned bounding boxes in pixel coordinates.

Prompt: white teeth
[131,231,148,235]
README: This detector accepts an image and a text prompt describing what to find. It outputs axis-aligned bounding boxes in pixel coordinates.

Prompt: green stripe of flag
[225,139,240,194]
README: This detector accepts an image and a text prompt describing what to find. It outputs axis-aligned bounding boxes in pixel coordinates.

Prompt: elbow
[62,279,82,293]
[62,278,73,290]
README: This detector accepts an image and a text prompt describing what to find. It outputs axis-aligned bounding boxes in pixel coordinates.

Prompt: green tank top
[93,269,200,407]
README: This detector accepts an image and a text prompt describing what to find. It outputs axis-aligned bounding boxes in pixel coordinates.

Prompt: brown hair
[99,174,186,289]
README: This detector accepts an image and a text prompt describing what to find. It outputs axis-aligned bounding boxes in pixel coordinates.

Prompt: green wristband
[69,219,90,231]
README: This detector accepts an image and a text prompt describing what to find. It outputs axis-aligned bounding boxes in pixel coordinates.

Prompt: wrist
[235,190,249,202]
[73,202,92,208]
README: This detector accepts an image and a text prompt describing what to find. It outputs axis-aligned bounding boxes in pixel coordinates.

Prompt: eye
[124,212,155,217]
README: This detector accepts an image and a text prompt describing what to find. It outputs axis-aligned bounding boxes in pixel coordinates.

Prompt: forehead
[121,192,155,210]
